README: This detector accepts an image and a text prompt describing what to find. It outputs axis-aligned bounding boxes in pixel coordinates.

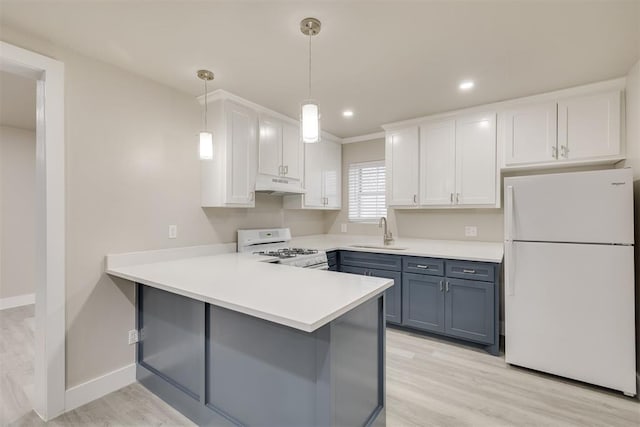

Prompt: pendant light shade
[199,131,213,160]
[197,69,214,160]
[301,100,320,143]
[300,18,321,144]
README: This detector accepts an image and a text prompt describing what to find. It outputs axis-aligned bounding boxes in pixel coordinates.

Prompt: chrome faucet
[379,217,394,246]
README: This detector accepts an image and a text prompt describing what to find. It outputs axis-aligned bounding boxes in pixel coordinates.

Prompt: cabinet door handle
[439,280,443,292]
[445,281,450,292]
[560,145,568,158]
[456,193,460,204]
[416,265,430,269]
[450,193,454,204]
[551,146,558,159]
[284,165,289,175]
[278,165,283,175]
[413,194,417,204]
[462,269,476,274]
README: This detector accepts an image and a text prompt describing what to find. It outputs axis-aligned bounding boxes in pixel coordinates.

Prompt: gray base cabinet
[445,278,495,344]
[340,265,402,325]
[337,251,500,355]
[402,273,445,333]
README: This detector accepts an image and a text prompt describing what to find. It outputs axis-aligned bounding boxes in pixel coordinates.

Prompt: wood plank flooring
[1,305,638,426]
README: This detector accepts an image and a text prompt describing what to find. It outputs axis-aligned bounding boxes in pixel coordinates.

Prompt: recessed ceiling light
[342,110,354,118]
[459,80,475,91]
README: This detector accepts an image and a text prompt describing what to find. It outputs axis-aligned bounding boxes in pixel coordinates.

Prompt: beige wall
[325,139,385,235]
[1,26,324,388]
[620,59,640,375]
[0,126,36,299]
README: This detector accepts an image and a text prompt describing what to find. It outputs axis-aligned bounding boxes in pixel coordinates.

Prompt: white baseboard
[0,293,35,310]
[65,363,136,412]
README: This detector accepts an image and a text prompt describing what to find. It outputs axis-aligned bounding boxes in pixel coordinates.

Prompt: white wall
[0,25,325,389]
[0,126,36,300]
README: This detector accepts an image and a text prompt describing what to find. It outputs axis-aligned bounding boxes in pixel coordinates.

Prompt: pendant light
[300,17,321,143]
[197,69,214,160]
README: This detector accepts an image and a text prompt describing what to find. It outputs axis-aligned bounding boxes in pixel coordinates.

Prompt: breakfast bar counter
[106,251,392,427]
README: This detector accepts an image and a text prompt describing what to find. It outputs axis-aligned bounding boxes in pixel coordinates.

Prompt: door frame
[0,41,66,420]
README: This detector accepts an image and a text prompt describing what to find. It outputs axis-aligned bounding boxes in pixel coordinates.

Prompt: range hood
[254,174,306,196]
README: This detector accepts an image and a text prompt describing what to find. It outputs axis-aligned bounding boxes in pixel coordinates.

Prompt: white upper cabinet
[504,102,557,166]
[323,140,341,208]
[558,91,621,161]
[455,113,497,206]
[419,120,456,206]
[501,88,623,169]
[283,138,342,210]
[258,115,283,178]
[302,142,324,207]
[386,126,419,207]
[201,100,257,207]
[282,122,303,181]
[258,115,304,181]
[386,113,497,209]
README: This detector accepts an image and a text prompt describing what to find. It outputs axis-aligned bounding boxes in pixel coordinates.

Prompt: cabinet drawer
[402,257,444,276]
[340,251,402,272]
[446,261,495,282]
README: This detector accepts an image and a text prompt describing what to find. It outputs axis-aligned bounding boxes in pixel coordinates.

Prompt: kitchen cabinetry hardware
[560,145,568,158]
[413,194,417,204]
[439,280,443,292]
[445,281,450,292]
[416,265,429,269]
[552,146,558,159]
[462,269,475,274]
[456,193,460,204]
[450,193,454,204]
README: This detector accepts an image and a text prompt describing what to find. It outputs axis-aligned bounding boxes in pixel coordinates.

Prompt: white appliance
[504,168,636,396]
[237,228,328,269]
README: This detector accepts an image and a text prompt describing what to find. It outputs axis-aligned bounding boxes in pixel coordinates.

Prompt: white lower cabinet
[201,100,257,207]
[283,139,342,210]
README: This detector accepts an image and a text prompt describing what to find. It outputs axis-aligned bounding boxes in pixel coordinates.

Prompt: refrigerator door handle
[505,185,514,241]
[505,240,515,296]
[505,185,515,295]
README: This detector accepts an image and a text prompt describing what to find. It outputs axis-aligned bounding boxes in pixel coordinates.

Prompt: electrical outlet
[341,223,348,233]
[465,226,478,237]
[128,329,139,345]
[168,225,177,239]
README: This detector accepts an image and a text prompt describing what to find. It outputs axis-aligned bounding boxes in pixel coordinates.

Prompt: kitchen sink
[350,244,408,251]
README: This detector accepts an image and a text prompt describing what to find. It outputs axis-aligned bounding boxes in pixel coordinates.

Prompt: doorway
[0,41,66,421]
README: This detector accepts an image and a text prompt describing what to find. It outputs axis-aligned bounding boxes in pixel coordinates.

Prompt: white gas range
[237,228,328,269]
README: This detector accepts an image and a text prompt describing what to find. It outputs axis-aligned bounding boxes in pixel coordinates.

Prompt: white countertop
[290,234,504,263]
[106,252,393,333]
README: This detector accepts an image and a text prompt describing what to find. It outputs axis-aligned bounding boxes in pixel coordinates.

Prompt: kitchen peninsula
[106,250,393,427]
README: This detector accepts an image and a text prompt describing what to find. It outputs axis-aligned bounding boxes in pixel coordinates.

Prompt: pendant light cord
[204,79,208,130]
[308,30,312,99]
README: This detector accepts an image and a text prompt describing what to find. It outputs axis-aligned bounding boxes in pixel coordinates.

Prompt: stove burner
[254,248,319,259]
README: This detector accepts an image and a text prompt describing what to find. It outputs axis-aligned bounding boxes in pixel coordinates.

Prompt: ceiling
[0,70,36,131]
[1,1,639,138]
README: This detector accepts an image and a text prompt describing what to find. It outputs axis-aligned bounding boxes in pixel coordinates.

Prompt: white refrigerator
[504,168,636,396]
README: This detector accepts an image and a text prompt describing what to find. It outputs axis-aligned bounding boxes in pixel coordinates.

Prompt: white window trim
[348,160,387,224]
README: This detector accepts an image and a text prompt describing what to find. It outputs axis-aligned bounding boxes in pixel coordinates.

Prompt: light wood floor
[1,305,638,426]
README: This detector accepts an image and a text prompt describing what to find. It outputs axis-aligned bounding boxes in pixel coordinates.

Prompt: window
[348,161,387,222]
